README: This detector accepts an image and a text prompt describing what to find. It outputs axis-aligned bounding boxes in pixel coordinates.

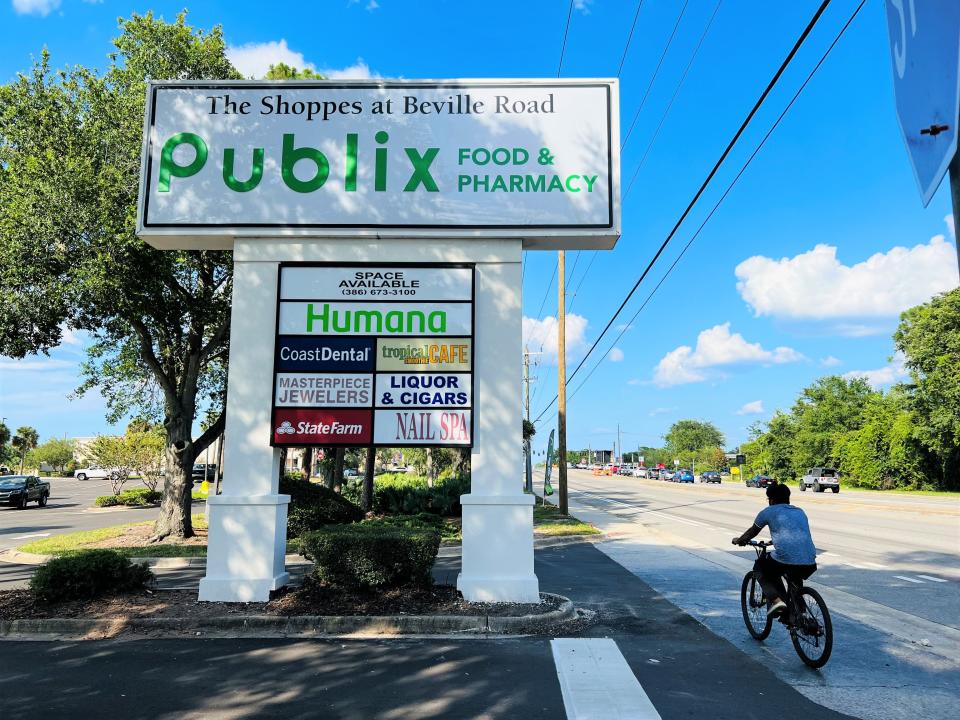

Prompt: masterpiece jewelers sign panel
[271,263,474,448]
[136,79,620,250]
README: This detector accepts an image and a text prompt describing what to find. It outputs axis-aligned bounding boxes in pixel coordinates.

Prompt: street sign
[884,0,960,205]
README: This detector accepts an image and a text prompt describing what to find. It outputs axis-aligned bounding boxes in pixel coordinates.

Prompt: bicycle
[738,540,833,668]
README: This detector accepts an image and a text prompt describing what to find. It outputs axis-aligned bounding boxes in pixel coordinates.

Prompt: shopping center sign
[271,263,474,448]
[136,79,620,250]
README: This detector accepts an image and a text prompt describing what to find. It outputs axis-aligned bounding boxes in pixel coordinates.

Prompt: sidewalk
[1,537,853,720]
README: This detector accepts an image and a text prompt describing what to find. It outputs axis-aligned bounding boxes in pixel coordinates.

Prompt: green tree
[0,13,239,539]
[664,420,724,457]
[0,422,13,467]
[30,437,75,475]
[262,62,323,80]
[894,286,960,485]
[788,376,874,478]
[11,426,39,473]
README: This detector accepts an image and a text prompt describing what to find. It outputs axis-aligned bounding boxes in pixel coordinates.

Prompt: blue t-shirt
[754,504,816,565]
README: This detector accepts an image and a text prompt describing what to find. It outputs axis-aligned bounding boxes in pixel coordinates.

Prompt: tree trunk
[426,447,435,488]
[333,448,345,493]
[305,447,314,480]
[214,431,224,495]
[153,413,196,541]
[362,446,375,512]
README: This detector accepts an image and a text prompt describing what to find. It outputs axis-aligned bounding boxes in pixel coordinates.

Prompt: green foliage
[94,488,163,507]
[664,420,725,456]
[11,426,39,472]
[30,549,154,602]
[28,437,75,474]
[299,524,440,590]
[280,475,364,537]
[344,472,470,516]
[262,62,324,80]
[523,419,537,441]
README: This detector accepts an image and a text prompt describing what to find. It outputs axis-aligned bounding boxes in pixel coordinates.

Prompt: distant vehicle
[647,468,660,480]
[801,467,840,493]
[746,475,776,489]
[661,469,676,481]
[700,471,721,484]
[0,466,11,476]
[676,469,694,483]
[73,466,116,482]
[343,468,359,479]
[192,463,218,479]
[631,466,646,478]
[0,475,50,509]
[576,462,587,470]
[617,464,633,476]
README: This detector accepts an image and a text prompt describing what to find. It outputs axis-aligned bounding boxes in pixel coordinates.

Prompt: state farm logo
[276,420,295,435]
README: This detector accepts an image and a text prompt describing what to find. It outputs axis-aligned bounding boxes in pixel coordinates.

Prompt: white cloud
[735,236,958,321]
[737,400,764,415]
[609,347,624,362]
[321,60,379,80]
[227,39,313,78]
[843,353,908,389]
[12,0,59,15]
[648,406,675,416]
[522,313,588,365]
[366,0,379,9]
[820,355,842,367]
[947,214,955,238]
[653,323,803,387]
[574,0,593,13]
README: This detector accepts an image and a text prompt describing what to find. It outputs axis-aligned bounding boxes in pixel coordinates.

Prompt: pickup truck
[800,467,840,493]
[73,466,116,481]
[0,475,50,508]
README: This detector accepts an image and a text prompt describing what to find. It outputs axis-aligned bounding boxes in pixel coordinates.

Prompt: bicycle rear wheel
[790,587,833,668]
[740,572,771,640]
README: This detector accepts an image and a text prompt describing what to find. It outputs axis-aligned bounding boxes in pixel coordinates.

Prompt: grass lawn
[533,502,600,537]
[19,514,209,558]
[832,484,960,497]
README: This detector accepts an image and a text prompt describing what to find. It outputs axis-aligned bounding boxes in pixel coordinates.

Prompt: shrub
[280,476,364,537]
[30,550,154,602]
[94,488,162,507]
[299,524,440,589]
[344,472,470,516]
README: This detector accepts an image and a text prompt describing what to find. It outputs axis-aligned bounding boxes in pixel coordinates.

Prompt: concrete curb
[0,550,309,569]
[0,593,576,640]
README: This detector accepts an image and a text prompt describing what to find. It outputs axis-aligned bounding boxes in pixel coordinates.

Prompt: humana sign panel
[136,79,620,250]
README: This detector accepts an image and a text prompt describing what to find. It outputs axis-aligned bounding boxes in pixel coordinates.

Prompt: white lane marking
[893,575,925,584]
[551,638,661,720]
[860,561,889,570]
[573,490,709,528]
[12,533,50,540]
[916,575,948,583]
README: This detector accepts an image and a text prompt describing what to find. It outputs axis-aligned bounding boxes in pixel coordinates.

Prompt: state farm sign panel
[136,80,620,250]
[271,264,474,448]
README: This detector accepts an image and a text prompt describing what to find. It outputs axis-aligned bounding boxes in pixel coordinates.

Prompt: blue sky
[1,0,958,458]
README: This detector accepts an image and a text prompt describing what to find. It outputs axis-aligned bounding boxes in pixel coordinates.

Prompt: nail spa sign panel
[271,264,474,447]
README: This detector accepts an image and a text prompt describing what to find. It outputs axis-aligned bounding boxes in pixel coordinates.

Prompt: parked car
[343,468,359,479]
[801,467,840,493]
[0,465,11,476]
[192,463,218,480]
[676,469,695,483]
[73,466,116,481]
[661,469,676,481]
[631,466,646,478]
[0,475,50,509]
[618,464,634,476]
[699,471,721,484]
[746,474,776,488]
[647,468,660,480]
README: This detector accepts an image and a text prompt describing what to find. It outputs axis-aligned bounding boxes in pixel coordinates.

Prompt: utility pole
[617,424,622,465]
[950,154,960,278]
[522,349,540,493]
[557,250,568,515]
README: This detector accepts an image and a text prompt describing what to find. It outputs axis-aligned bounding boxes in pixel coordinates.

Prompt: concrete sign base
[199,238,537,603]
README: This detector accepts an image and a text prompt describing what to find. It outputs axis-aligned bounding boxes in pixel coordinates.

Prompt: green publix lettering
[305,304,447,335]
[157,132,439,194]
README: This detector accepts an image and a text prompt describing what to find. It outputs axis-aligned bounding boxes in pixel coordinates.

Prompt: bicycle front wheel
[790,587,833,668]
[740,572,771,640]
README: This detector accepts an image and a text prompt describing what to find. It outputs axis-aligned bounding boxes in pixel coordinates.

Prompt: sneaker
[767,598,787,619]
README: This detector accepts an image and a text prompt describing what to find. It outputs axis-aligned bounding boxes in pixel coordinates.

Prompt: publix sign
[136,80,620,249]
[271,264,475,448]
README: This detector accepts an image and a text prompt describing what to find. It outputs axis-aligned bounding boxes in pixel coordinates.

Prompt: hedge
[94,488,162,507]
[30,549,154,602]
[280,475,364,537]
[299,524,441,589]
[343,472,469,516]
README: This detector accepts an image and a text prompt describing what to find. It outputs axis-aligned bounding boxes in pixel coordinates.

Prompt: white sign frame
[136,78,620,251]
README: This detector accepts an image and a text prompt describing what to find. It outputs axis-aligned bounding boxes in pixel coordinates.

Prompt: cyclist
[733,482,817,619]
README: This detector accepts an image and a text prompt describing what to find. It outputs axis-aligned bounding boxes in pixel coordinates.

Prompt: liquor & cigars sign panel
[271,264,474,447]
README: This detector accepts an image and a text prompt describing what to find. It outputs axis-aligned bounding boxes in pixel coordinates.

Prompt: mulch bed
[0,578,562,622]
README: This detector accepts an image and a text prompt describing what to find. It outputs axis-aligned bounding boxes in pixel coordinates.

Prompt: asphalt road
[0,475,165,552]
[563,469,960,628]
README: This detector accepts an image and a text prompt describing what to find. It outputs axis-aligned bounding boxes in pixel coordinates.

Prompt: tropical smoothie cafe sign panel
[271,264,474,448]
[136,80,620,250]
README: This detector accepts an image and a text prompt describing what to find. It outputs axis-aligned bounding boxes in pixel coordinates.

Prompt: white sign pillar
[459,251,538,602]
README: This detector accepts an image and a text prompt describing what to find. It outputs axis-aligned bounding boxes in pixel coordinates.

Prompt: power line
[557,0,575,77]
[533,0,835,424]
[621,0,691,151]
[623,0,723,202]
[568,0,865,406]
[617,1,647,77]
[534,260,558,319]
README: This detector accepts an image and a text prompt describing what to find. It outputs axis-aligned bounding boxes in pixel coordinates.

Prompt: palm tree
[12,426,39,473]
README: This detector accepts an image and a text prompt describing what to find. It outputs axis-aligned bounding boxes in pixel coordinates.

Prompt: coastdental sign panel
[136,80,620,250]
[271,263,474,447]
